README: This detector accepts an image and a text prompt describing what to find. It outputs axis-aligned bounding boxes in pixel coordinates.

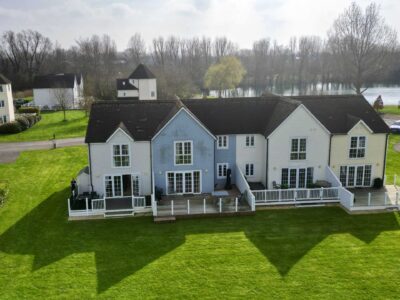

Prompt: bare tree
[0,30,52,87]
[328,2,398,94]
[126,33,146,67]
[52,86,72,121]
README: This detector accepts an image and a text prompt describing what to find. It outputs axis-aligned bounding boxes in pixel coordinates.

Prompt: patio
[156,188,252,217]
[350,185,399,207]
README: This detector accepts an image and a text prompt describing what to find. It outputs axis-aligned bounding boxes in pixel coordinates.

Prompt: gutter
[382,133,389,183]
[88,142,94,192]
[266,138,269,189]
[328,134,332,166]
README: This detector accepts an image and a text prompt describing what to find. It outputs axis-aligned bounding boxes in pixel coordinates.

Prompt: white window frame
[217,135,229,149]
[165,170,202,195]
[245,135,255,147]
[112,144,131,168]
[281,167,314,188]
[104,173,141,198]
[217,163,229,179]
[349,136,367,159]
[174,140,193,166]
[290,137,307,160]
[339,165,372,187]
[245,163,255,177]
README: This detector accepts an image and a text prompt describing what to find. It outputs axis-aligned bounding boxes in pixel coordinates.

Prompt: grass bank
[0,110,88,142]
[0,147,400,298]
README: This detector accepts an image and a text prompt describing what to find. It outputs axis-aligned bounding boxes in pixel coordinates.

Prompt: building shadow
[0,189,399,293]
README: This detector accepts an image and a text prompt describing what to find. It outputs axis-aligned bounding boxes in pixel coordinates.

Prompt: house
[116,64,157,100]
[0,74,15,124]
[33,73,83,109]
[72,95,390,218]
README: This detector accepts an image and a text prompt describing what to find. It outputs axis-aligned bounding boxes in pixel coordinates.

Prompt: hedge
[16,116,30,131]
[18,107,40,115]
[25,115,37,127]
[0,181,9,206]
[0,121,23,134]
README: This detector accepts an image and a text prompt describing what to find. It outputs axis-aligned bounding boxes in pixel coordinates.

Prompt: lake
[210,85,400,106]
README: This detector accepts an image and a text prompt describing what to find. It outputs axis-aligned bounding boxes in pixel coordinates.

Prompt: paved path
[0,137,85,163]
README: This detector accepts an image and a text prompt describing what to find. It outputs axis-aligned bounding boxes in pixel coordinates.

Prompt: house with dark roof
[71,94,390,219]
[33,73,83,109]
[0,74,15,124]
[116,64,157,100]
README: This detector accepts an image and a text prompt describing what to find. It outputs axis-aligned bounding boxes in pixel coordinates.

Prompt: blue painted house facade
[152,108,215,194]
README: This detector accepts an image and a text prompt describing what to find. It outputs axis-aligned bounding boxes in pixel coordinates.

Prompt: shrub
[16,116,30,131]
[0,121,22,134]
[373,178,383,189]
[25,114,37,127]
[18,106,40,115]
[0,181,9,206]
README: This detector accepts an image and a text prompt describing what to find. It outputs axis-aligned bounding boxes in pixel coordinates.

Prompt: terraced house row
[70,93,391,219]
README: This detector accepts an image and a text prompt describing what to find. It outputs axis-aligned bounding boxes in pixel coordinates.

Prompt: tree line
[0,2,398,99]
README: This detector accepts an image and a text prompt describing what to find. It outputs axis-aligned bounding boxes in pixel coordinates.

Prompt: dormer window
[349,136,366,158]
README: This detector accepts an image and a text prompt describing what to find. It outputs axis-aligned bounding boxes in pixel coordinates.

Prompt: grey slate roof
[85,100,180,143]
[85,95,389,143]
[33,73,78,89]
[0,73,11,84]
[128,64,156,79]
[292,95,389,134]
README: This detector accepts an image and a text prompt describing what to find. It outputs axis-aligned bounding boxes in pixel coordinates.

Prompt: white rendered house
[70,95,391,219]
[33,73,83,109]
[117,64,157,100]
[0,74,15,124]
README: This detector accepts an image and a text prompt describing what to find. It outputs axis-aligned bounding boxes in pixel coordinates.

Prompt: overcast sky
[0,0,398,50]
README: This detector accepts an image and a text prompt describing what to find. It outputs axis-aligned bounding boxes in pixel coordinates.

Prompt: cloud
[0,0,398,50]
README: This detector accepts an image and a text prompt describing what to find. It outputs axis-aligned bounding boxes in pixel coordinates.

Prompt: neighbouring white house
[116,64,157,100]
[33,73,83,109]
[69,94,392,220]
[0,74,15,124]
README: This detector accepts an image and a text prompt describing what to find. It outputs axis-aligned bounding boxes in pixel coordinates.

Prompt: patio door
[339,165,372,187]
[105,174,140,197]
[166,171,201,194]
[281,167,314,188]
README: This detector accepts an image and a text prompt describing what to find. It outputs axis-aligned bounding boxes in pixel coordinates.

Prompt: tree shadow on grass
[0,189,399,293]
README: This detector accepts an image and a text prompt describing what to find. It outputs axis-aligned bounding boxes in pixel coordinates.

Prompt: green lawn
[0,110,88,142]
[386,134,400,185]
[0,147,400,298]
[382,105,400,115]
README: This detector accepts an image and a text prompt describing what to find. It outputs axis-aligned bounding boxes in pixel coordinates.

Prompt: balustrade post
[294,190,297,202]
[203,198,206,214]
[85,197,89,216]
[320,188,323,200]
[235,197,238,212]
[279,190,281,202]
[219,198,222,213]
[187,199,190,215]
[171,200,174,216]
[68,198,71,216]
[264,191,267,203]
[132,195,134,210]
